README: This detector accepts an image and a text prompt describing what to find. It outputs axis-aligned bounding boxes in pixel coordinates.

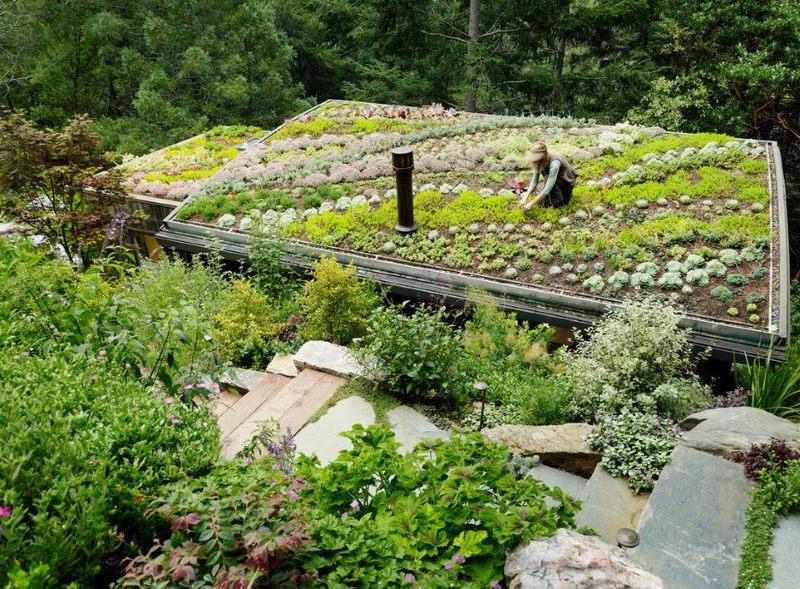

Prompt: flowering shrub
[560,299,708,422]
[119,425,576,588]
[587,408,681,493]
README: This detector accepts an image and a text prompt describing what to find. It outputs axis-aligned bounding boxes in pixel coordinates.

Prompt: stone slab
[483,423,601,477]
[293,340,365,379]
[294,396,376,465]
[768,514,800,589]
[631,445,754,589]
[527,464,588,499]
[505,529,664,589]
[576,464,649,545]
[266,353,299,377]
[679,407,800,459]
[388,405,450,454]
[224,368,271,393]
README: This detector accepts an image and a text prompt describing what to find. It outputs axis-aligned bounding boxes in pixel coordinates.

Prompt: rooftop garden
[170,101,776,328]
[118,125,265,201]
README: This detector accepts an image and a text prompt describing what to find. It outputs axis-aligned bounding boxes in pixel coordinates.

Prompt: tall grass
[735,345,800,420]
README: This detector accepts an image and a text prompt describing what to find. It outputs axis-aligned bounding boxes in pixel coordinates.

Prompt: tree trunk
[465,0,480,112]
[555,38,566,80]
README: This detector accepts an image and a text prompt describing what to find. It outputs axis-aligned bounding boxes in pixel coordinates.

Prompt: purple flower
[183,384,194,390]
[644,474,653,482]
[168,416,183,425]
[0,506,10,517]
[242,456,252,465]
[164,396,174,405]
[350,500,361,512]
[444,561,454,571]
[341,512,349,519]
[288,489,299,501]
[452,553,466,564]
[404,573,416,583]
[89,375,98,382]
[490,582,502,589]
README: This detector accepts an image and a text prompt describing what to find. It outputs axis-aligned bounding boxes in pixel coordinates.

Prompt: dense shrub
[213,279,300,366]
[123,425,579,588]
[560,299,708,422]
[356,303,467,402]
[298,257,378,345]
[462,288,554,370]
[0,349,219,587]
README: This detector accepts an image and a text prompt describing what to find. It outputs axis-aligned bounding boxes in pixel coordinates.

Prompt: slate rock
[679,406,800,458]
[294,396,376,466]
[631,445,753,589]
[266,353,299,377]
[388,406,449,454]
[576,464,650,545]
[483,423,601,477]
[293,340,366,379]
[505,529,664,589]
[769,514,800,589]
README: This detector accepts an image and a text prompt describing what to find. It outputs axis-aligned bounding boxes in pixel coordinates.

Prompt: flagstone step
[221,369,347,459]
[217,373,292,439]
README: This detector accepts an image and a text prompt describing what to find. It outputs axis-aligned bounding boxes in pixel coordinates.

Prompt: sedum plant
[560,299,708,422]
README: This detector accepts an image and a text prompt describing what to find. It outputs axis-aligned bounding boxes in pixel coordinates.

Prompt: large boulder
[483,424,601,477]
[505,529,663,589]
[678,406,800,458]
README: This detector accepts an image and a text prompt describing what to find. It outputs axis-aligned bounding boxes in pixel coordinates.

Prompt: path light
[474,381,489,431]
[616,528,640,548]
[392,147,417,234]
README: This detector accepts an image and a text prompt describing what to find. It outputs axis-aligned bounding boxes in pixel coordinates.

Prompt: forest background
[2,0,798,267]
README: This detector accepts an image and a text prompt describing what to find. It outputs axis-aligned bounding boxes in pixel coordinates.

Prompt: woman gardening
[519,142,578,210]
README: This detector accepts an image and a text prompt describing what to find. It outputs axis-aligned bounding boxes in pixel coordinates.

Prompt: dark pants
[544,177,573,207]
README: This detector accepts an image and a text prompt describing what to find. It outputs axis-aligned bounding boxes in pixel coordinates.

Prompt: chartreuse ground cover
[170,101,776,327]
[118,125,265,200]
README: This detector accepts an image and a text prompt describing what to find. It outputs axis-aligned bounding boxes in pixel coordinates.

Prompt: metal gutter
[771,141,791,344]
[156,217,786,361]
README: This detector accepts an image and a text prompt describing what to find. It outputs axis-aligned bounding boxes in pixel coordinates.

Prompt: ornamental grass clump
[560,299,708,422]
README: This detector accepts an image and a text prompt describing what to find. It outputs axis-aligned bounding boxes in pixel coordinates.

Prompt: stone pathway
[215,368,347,459]
[768,514,800,589]
[387,405,450,454]
[631,444,754,589]
[294,396,375,465]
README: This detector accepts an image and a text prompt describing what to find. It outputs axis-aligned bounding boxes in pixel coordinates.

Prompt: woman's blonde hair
[526,142,549,173]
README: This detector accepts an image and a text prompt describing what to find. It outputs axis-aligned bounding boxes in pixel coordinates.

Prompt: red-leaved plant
[732,438,800,481]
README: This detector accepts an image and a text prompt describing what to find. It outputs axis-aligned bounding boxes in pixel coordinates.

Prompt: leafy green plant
[298,256,378,345]
[298,425,579,587]
[587,408,681,493]
[356,303,467,402]
[0,349,219,587]
[213,278,296,367]
[734,441,800,589]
